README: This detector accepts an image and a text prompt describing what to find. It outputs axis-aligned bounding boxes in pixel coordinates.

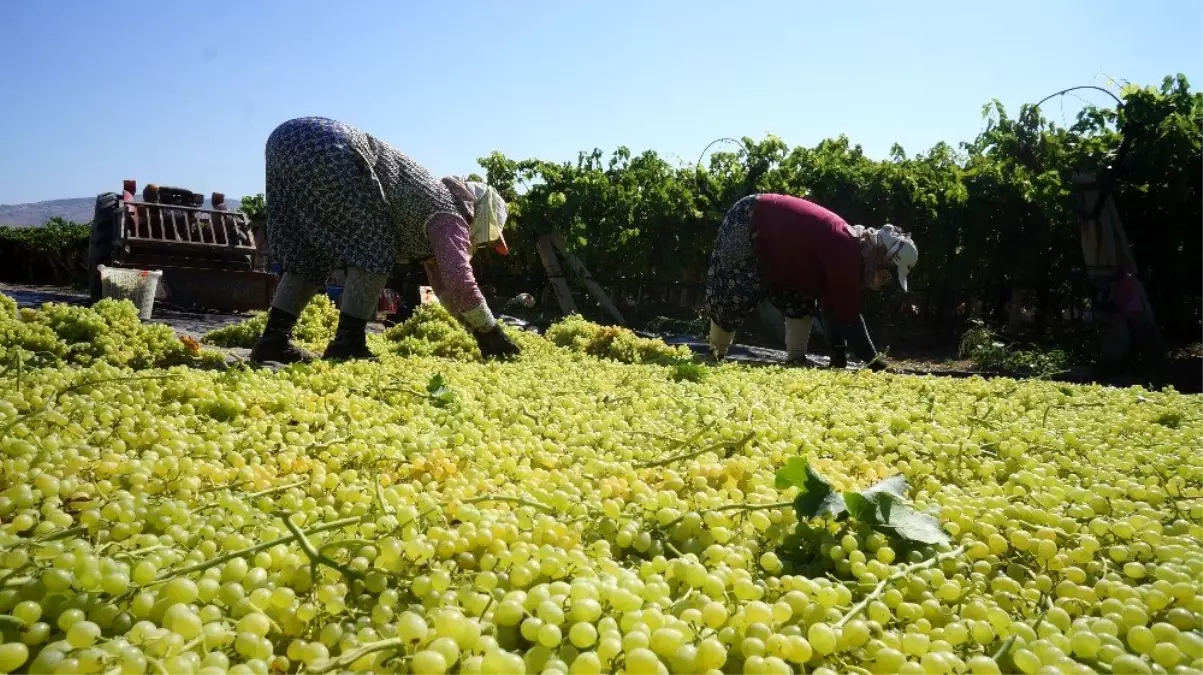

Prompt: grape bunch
[0,305,1198,675]
[202,296,340,353]
[544,315,693,365]
[378,304,558,362]
[380,304,482,361]
[0,297,222,371]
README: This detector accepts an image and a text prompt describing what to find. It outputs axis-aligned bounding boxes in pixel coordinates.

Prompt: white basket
[98,265,163,320]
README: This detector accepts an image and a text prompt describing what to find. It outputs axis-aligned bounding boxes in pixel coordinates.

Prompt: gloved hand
[475,324,521,360]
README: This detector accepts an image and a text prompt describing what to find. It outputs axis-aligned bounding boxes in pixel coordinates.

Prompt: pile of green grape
[379,305,560,362]
[202,297,340,353]
[0,297,223,371]
[203,299,688,367]
[0,297,1199,675]
[380,305,483,361]
[544,315,693,365]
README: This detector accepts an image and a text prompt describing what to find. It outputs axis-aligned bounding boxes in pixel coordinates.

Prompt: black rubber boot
[250,308,319,365]
[322,313,375,361]
[829,346,848,370]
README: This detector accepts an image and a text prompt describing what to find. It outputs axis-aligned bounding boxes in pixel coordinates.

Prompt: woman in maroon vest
[704,194,918,369]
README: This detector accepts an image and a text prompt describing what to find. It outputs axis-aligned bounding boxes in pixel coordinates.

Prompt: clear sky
[0,0,1199,204]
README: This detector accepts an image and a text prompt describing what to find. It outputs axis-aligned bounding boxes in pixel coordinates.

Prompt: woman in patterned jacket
[250,117,520,364]
[704,193,918,369]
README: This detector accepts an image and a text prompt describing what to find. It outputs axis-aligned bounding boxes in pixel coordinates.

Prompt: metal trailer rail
[91,182,279,312]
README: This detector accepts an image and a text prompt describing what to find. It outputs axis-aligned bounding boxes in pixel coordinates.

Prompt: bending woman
[251,117,519,364]
[704,193,917,369]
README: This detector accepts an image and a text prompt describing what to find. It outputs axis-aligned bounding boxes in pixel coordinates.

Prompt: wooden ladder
[534,230,626,326]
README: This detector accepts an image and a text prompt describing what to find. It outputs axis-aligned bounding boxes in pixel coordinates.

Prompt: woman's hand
[475,325,521,360]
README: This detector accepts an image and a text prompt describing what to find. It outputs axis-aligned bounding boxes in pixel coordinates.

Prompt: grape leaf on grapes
[845,476,906,526]
[875,491,896,524]
[873,493,950,545]
[860,474,908,501]
[844,492,876,524]
[426,373,455,407]
[774,456,810,490]
[781,459,846,519]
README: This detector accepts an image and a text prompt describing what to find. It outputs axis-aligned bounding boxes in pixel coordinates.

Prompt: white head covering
[876,224,918,291]
[845,223,918,291]
[442,177,510,255]
[465,181,509,254]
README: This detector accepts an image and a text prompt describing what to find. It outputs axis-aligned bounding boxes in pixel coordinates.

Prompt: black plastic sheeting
[496,315,857,369]
[653,333,849,369]
[1,285,87,308]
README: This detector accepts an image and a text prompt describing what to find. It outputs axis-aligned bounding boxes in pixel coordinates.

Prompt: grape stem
[145,655,169,675]
[153,515,366,583]
[278,511,365,580]
[834,545,967,629]
[193,479,308,512]
[991,635,1017,662]
[991,593,1052,661]
[311,637,405,673]
[0,524,87,552]
[418,495,558,522]
[634,431,755,468]
[375,480,395,515]
[462,495,557,513]
[113,544,167,560]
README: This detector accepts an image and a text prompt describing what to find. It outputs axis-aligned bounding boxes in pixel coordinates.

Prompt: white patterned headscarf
[846,223,917,291]
[442,177,510,255]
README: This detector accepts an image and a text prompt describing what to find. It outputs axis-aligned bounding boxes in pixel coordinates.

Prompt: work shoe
[250,308,318,365]
[250,335,319,365]
[322,313,376,362]
[829,347,849,370]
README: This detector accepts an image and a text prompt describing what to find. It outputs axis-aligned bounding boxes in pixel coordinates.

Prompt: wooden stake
[535,233,578,316]
[549,231,626,325]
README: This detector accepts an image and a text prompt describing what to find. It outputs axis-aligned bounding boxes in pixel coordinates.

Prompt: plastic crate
[98,265,163,320]
[326,284,344,306]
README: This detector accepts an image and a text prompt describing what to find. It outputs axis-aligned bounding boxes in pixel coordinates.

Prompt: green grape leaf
[844,492,877,524]
[774,456,810,490]
[876,491,897,524]
[789,461,847,519]
[861,474,908,500]
[879,499,950,546]
[426,373,449,395]
[426,373,455,408]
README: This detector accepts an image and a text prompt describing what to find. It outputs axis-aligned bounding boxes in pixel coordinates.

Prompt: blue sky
[0,0,1199,204]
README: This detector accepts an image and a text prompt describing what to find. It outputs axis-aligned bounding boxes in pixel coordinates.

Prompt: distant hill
[0,195,246,227]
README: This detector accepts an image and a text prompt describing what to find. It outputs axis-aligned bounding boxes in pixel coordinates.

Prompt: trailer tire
[88,192,120,303]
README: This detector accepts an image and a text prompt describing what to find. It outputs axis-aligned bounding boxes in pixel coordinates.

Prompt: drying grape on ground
[0,297,1199,675]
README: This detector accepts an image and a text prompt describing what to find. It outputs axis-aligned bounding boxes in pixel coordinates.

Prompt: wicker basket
[98,265,163,320]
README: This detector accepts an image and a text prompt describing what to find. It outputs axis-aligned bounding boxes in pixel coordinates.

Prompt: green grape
[0,643,28,674]
[412,650,448,675]
[0,291,1196,674]
[808,622,837,655]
